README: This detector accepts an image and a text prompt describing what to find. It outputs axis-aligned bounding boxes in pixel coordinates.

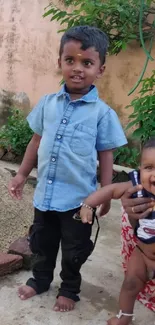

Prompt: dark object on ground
[0,252,23,276]
[8,236,34,270]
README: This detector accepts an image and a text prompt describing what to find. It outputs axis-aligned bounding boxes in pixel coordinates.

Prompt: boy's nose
[73,64,83,72]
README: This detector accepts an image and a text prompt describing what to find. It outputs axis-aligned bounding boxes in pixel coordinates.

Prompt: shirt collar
[56,84,98,103]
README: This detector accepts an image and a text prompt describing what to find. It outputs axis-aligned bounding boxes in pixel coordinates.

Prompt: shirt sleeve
[26,96,46,136]
[96,108,127,151]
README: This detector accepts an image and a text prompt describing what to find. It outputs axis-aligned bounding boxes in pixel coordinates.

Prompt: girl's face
[140,148,155,195]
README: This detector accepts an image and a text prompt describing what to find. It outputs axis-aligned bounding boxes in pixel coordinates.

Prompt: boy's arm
[98,150,113,215]
[18,133,41,177]
[98,150,113,186]
[8,133,41,199]
[9,95,45,199]
[80,181,132,224]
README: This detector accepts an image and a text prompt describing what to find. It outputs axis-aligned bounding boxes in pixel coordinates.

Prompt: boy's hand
[80,207,93,224]
[98,201,111,217]
[8,174,27,200]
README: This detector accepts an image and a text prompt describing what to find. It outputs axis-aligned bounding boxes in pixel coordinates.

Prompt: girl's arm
[80,181,132,224]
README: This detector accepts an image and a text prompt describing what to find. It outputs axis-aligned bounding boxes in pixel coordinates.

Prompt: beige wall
[97,42,155,126]
[0,0,61,106]
[0,0,154,123]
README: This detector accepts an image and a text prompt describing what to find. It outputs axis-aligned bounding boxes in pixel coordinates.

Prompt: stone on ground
[0,253,23,276]
[8,236,33,270]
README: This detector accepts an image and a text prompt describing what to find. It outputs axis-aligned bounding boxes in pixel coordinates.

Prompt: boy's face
[140,148,155,195]
[58,41,105,95]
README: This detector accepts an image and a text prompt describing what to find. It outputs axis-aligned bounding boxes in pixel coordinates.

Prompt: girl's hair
[143,138,155,150]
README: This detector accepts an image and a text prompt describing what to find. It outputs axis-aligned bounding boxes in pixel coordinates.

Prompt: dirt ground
[0,167,34,251]
[0,165,154,325]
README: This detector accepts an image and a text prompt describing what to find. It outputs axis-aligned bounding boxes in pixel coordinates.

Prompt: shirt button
[57,135,62,140]
[62,119,67,124]
[48,180,53,184]
[52,157,56,162]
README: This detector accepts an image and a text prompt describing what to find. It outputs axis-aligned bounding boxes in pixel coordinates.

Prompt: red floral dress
[121,208,155,312]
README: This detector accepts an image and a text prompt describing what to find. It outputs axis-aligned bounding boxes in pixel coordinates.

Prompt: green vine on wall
[128,0,154,94]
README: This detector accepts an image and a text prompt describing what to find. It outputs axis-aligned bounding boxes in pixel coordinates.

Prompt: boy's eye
[84,61,92,67]
[65,58,73,64]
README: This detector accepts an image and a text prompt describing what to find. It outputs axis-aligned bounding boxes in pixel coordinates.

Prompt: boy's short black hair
[59,25,109,65]
[143,138,155,150]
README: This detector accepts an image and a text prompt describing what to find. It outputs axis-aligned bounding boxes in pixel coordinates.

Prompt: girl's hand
[80,207,93,224]
[98,201,111,217]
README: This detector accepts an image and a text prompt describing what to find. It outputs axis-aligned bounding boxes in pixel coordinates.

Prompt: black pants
[26,208,93,302]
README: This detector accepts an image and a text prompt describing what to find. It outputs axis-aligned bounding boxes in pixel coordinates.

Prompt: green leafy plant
[114,71,155,168]
[0,108,33,156]
[126,70,155,145]
[113,146,139,168]
[44,0,155,55]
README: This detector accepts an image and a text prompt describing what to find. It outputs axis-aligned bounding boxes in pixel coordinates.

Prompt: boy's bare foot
[53,296,75,312]
[107,316,131,325]
[18,285,37,300]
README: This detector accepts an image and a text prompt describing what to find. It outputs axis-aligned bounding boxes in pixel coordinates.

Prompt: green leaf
[50,12,64,22]
[43,8,58,18]
[132,128,144,139]
[126,120,139,130]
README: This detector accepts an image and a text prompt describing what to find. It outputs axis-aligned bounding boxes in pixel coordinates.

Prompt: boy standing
[8,26,127,312]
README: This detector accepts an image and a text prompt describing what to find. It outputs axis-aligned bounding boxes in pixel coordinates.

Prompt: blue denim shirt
[27,85,127,211]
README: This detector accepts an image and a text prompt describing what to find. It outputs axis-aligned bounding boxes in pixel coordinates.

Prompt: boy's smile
[58,41,105,97]
[140,148,155,195]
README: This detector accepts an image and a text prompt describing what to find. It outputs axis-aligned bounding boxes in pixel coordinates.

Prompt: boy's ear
[58,57,61,69]
[96,65,105,79]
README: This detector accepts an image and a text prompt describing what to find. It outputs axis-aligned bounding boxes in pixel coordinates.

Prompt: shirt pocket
[70,124,96,156]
